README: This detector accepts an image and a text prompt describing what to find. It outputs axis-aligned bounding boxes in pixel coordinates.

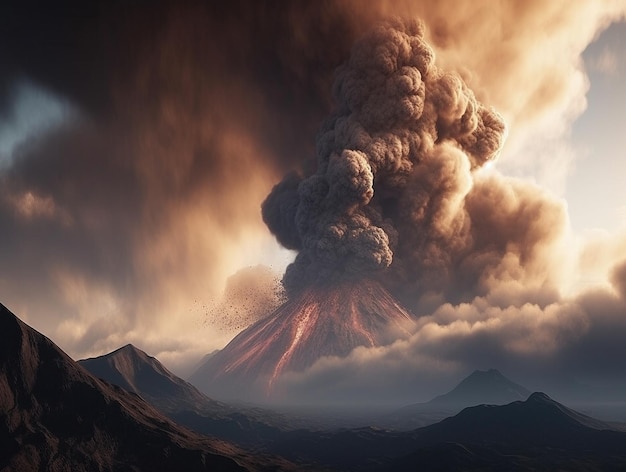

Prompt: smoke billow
[263,18,508,301]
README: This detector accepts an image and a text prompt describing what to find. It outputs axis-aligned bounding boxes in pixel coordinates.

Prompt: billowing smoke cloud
[262,19,564,311]
[393,174,567,310]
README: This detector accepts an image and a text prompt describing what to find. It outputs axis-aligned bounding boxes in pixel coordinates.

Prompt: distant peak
[86,344,153,364]
[113,344,145,356]
[427,367,530,407]
[527,392,553,403]
[470,368,502,376]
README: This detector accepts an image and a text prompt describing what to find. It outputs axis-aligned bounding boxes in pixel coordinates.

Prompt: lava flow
[192,279,415,398]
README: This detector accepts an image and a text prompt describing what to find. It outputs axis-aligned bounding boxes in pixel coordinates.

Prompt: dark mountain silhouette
[389,392,626,470]
[420,391,626,438]
[79,344,226,413]
[0,303,291,471]
[384,369,531,430]
[428,368,530,406]
[268,392,626,471]
[79,345,300,448]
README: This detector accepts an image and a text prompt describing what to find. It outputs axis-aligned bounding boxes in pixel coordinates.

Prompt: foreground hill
[0,303,289,471]
[390,392,626,470]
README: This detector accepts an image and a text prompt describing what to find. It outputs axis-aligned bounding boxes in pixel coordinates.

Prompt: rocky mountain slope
[80,345,298,448]
[0,303,290,471]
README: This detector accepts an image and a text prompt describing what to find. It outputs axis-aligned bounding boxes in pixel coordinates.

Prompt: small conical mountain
[387,369,531,430]
[191,279,415,400]
[79,344,224,413]
[429,368,530,407]
[0,303,287,471]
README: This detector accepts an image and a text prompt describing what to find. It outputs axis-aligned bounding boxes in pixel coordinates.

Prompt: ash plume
[263,18,507,300]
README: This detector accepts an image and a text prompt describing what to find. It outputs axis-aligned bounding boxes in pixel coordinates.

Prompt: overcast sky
[1,0,626,403]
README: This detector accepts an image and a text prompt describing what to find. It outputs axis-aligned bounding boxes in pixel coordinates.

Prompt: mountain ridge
[79,343,225,413]
[0,303,290,471]
[268,391,626,470]
[389,391,626,470]
[79,343,301,448]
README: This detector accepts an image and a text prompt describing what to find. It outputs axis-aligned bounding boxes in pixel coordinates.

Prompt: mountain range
[268,392,626,471]
[78,348,534,433]
[0,303,290,471]
[3,302,626,471]
[392,391,626,470]
[79,342,626,470]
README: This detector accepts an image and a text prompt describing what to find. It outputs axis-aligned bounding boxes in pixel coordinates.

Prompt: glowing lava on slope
[191,280,415,399]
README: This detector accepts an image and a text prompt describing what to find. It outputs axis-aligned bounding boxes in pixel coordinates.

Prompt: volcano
[191,280,415,400]
[428,369,531,407]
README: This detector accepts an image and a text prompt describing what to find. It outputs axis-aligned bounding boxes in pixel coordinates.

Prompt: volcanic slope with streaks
[191,280,415,400]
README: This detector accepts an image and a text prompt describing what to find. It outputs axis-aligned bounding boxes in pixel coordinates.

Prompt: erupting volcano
[192,280,414,397]
[194,18,506,400]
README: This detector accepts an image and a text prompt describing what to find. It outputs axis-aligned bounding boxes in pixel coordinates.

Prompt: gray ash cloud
[263,18,507,299]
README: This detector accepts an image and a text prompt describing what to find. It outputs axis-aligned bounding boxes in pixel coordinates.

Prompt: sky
[1,0,626,403]
[568,20,626,233]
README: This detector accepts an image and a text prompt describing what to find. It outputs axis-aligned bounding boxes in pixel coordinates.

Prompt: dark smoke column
[263,18,505,296]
